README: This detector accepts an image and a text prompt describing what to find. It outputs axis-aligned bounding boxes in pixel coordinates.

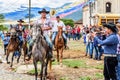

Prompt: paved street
[0,49,35,80]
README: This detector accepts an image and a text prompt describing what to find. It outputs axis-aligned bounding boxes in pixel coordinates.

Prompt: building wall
[83,0,120,26]
[96,0,120,14]
[83,6,90,27]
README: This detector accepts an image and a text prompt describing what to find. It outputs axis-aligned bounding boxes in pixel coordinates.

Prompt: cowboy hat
[17,19,24,23]
[38,8,49,14]
[103,23,118,33]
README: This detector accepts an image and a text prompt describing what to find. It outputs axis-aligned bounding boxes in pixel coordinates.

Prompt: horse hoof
[60,63,63,67]
[7,62,10,64]
[10,65,12,68]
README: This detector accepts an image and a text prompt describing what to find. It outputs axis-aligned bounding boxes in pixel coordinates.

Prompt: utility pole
[28,0,31,29]
[89,0,92,25]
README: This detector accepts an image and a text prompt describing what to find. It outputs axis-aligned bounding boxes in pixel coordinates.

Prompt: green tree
[0,14,8,31]
[0,14,4,23]
[0,25,8,31]
[61,18,74,27]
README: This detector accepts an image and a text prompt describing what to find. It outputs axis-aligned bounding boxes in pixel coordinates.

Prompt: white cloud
[0,0,78,13]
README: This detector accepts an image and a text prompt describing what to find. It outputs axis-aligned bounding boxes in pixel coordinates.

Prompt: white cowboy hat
[116,19,120,26]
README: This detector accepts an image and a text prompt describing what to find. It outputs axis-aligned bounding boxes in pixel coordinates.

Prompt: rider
[15,19,25,49]
[29,8,54,60]
[52,16,67,48]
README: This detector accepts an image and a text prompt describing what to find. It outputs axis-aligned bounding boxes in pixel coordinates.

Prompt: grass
[60,77,69,80]
[79,76,92,80]
[94,64,104,70]
[62,59,87,68]
[95,73,104,79]
[27,69,40,75]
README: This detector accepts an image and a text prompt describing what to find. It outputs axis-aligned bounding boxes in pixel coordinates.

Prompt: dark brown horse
[31,24,52,80]
[22,39,28,61]
[55,26,64,64]
[6,28,21,67]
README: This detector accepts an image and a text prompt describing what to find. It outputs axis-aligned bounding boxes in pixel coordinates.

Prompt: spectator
[116,19,120,80]
[93,23,118,80]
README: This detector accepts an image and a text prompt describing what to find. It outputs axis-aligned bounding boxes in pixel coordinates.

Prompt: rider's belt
[104,54,117,57]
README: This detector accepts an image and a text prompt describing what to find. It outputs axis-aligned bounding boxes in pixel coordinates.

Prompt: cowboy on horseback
[15,19,25,49]
[28,8,54,61]
[52,16,67,49]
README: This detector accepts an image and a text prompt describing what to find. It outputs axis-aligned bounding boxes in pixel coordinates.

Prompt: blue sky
[0,0,81,13]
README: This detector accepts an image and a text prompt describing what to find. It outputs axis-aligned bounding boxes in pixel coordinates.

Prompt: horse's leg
[33,60,38,80]
[60,48,63,64]
[48,59,52,72]
[17,50,21,63]
[23,47,28,62]
[40,63,44,80]
[43,62,47,80]
[6,50,10,64]
[57,49,59,63]
[10,52,15,67]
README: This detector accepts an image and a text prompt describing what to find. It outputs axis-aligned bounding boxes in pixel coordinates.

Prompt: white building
[83,0,120,27]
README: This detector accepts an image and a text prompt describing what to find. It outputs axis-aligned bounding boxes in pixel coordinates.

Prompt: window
[106,2,111,12]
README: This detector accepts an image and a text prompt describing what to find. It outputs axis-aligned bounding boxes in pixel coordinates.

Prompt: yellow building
[83,0,120,26]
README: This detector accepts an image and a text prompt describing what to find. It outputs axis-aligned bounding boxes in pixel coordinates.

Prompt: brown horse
[22,39,28,61]
[55,26,64,64]
[6,28,21,67]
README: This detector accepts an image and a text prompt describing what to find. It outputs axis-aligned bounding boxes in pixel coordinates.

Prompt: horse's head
[32,24,44,43]
[58,26,63,39]
[9,27,17,38]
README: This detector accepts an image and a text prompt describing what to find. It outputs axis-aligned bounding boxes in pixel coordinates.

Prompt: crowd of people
[81,20,120,80]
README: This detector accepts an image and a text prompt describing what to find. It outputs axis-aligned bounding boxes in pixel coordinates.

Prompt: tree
[0,14,4,23]
[61,18,74,27]
[0,14,8,31]
[0,25,8,31]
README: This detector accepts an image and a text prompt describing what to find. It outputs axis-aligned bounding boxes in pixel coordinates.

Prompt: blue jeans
[94,46,99,59]
[94,46,102,60]
[18,36,23,48]
[86,42,90,54]
[52,32,67,45]
[67,33,71,40]
[89,42,94,56]
[116,54,120,80]
[44,34,53,49]
[72,34,76,40]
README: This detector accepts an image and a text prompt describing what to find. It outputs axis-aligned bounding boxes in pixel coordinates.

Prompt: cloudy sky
[0,0,80,13]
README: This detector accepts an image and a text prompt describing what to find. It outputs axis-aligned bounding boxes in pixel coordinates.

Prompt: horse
[22,38,28,62]
[6,27,21,67]
[54,26,64,64]
[31,24,52,80]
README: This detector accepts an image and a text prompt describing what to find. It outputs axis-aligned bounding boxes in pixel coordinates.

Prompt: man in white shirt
[52,16,67,48]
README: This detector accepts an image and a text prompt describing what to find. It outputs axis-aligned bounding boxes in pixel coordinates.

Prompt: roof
[74,19,83,24]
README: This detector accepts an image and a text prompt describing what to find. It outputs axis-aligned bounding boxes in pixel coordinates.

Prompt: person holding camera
[93,23,118,80]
